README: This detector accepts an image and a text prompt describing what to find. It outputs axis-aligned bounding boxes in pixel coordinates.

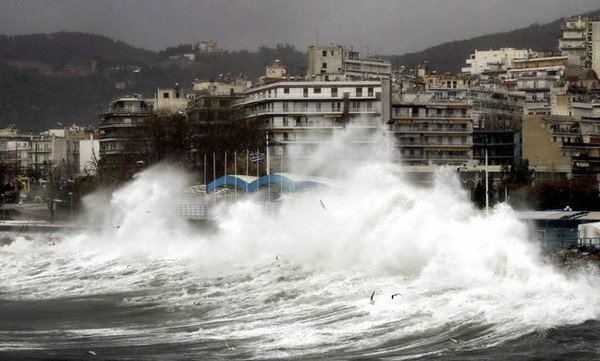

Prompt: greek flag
[250,151,265,163]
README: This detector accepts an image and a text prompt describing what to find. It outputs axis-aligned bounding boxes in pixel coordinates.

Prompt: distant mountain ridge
[388,9,600,73]
[1,8,599,130]
[0,32,157,68]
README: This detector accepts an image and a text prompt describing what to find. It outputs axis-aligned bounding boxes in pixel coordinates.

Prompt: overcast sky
[1,0,599,55]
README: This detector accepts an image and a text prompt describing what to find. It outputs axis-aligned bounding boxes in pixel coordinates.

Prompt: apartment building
[592,21,600,77]
[390,93,473,166]
[98,95,153,169]
[462,48,538,75]
[425,87,524,166]
[154,85,194,114]
[237,79,390,171]
[523,114,600,179]
[307,45,392,80]
[506,55,568,114]
[0,133,31,180]
[559,16,593,68]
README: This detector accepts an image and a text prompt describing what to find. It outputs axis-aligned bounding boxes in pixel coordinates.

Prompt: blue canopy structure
[206,173,331,193]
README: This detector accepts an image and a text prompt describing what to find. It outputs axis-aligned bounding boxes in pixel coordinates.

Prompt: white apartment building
[237,79,391,171]
[462,48,538,75]
[506,55,568,114]
[559,16,592,68]
[307,45,391,80]
[78,135,100,176]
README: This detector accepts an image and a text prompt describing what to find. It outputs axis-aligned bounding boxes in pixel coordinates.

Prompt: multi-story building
[29,134,68,180]
[422,74,472,89]
[78,134,100,176]
[193,79,248,96]
[592,21,600,77]
[98,95,152,170]
[154,85,194,114]
[237,79,391,171]
[390,93,473,166]
[307,45,391,80]
[522,114,600,179]
[423,87,524,166]
[506,55,568,114]
[1,135,31,181]
[462,48,538,75]
[559,17,593,68]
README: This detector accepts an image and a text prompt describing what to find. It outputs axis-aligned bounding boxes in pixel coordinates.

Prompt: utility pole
[266,131,270,175]
[485,147,489,215]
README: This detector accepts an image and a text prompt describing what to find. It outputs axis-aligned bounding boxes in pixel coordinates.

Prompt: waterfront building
[390,93,473,167]
[421,87,524,167]
[0,132,31,183]
[78,134,100,176]
[306,45,391,80]
[98,95,153,172]
[236,78,391,172]
[522,114,600,179]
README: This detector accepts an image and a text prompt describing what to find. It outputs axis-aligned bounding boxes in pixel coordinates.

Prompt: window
[352,102,360,111]
[356,87,363,97]
[322,62,327,69]
[163,92,170,99]
[314,88,321,94]
[283,117,288,126]
[283,133,289,141]
[368,87,373,97]
[283,88,290,94]
[283,101,289,111]
[316,102,322,111]
[322,50,327,56]
[366,102,372,111]
[331,88,338,97]
[332,102,341,111]
[303,88,308,97]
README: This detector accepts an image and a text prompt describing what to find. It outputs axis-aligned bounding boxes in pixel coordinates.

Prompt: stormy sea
[1,130,600,360]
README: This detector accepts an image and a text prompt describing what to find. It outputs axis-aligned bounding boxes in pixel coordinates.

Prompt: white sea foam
[1,128,599,357]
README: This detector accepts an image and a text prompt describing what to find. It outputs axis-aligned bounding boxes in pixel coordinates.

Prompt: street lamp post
[68,192,73,223]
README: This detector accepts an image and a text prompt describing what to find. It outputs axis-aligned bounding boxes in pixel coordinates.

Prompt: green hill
[0,34,305,130]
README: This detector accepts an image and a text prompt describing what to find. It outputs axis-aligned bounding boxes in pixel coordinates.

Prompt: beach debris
[87,350,97,356]
[450,338,459,344]
[370,291,376,305]
[319,199,326,210]
[391,293,403,299]
[225,342,235,351]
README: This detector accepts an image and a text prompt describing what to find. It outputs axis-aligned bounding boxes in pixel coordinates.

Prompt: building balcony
[391,124,472,132]
[99,119,147,127]
[235,93,377,106]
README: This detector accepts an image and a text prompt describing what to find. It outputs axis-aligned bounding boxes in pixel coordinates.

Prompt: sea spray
[1,128,600,359]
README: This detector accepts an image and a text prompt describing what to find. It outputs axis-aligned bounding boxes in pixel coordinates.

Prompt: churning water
[1,130,600,360]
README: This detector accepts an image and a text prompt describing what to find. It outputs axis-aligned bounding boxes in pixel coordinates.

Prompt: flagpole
[234,150,237,202]
[204,153,207,216]
[224,151,227,202]
[213,152,216,206]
